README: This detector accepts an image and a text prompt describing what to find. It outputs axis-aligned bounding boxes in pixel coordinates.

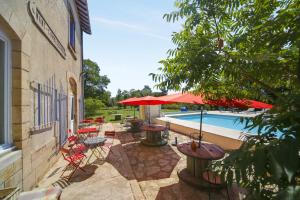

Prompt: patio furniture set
[60,117,115,181]
[127,118,230,199]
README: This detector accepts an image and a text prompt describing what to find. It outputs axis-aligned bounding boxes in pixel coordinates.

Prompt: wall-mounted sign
[28,0,66,59]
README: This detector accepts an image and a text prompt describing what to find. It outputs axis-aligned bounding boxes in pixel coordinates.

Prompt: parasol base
[141,139,167,147]
[177,167,222,189]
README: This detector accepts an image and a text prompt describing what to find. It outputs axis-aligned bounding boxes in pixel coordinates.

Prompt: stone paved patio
[38,123,243,200]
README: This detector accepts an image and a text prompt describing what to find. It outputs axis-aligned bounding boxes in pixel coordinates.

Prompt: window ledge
[30,123,53,135]
[0,148,21,171]
[68,44,77,60]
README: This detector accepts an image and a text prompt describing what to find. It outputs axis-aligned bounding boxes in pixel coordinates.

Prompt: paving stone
[158,159,169,166]
[161,165,173,173]
[146,166,160,176]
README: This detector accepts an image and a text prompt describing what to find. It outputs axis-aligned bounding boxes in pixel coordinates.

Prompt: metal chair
[67,129,87,154]
[103,130,116,152]
[60,147,86,181]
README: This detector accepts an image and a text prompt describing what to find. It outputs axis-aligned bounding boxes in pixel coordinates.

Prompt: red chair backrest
[105,131,115,137]
[95,118,104,123]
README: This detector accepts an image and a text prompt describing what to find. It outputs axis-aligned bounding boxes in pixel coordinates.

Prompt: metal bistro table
[141,124,167,146]
[84,136,106,165]
[177,142,225,188]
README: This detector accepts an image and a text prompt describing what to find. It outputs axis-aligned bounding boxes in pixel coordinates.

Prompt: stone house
[0,0,91,191]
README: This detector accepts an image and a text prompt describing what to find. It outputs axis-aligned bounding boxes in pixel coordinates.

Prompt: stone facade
[0,0,89,191]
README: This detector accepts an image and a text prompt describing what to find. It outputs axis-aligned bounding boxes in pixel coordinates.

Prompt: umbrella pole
[199,105,203,147]
[148,106,151,124]
[133,106,136,118]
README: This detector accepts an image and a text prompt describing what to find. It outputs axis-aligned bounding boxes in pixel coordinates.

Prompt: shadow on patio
[155,181,244,200]
[123,142,180,181]
[51,164,98,189]
[155,181,209,200]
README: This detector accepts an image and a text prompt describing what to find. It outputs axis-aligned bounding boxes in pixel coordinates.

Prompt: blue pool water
[170,114,258,134]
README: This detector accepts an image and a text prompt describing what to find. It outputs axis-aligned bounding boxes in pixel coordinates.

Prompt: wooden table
[141,124,167,146]
[177,142,225,188]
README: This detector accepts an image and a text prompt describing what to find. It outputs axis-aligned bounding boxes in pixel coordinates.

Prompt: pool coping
[157,116,245,140]
[164,110,259,118]
[155,111,262,150]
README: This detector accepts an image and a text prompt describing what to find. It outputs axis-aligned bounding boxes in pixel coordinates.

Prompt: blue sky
[83,0,182,96]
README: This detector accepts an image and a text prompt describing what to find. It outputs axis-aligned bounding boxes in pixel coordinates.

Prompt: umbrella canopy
[118,96,172,123]
[119,96,171,106]
[118,97,140,117]
[118,97,139,106]
[207,98,273,109]
[236,99,273,109]
[158,93,205,105]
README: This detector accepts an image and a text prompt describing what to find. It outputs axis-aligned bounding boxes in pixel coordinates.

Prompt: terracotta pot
[191,140,197,152]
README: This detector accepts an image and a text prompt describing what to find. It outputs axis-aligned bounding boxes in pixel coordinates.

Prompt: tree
[83,59,111,105]
[140,85,152,96]
[84,97,105,116]
[151,0,300,199]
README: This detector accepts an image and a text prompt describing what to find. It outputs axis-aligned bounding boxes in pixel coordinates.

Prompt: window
[0,29,11,150]
[69,11,75,50]
[32,81,57,130]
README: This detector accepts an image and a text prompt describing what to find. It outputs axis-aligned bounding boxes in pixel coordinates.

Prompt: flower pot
[191,140,197,152]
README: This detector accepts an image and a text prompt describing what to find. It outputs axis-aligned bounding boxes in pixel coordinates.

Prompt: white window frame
[0,28,12,152]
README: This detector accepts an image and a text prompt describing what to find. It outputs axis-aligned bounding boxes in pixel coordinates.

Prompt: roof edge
[75,0,91,34]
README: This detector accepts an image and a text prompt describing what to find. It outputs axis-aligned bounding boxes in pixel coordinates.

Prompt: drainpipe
[80,31,84,120]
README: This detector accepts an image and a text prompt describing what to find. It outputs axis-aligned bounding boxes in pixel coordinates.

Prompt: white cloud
[92,17,169,41]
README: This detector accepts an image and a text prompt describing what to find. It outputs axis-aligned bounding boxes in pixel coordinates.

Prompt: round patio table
[177,141,225,188]
[84,136,106,165]
[141,124,167,146]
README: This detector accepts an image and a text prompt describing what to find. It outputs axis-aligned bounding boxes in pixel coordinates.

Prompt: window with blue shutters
[69,11,75,50]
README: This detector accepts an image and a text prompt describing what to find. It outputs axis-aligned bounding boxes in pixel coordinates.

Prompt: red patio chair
[103,130,116,152]
[66,129,87,154]
[94,117,104,123]
[60,147,86,181]
[67,129,77,143]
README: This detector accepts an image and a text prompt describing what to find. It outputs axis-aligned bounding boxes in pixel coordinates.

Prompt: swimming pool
[170,114,258,134]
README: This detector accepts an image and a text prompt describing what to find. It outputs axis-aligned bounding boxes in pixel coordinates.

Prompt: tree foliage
[84,97,105,116]
[83,59,111,105]
[151,0,300,199]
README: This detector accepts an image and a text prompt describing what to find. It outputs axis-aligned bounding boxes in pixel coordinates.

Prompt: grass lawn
[88,107,179,123]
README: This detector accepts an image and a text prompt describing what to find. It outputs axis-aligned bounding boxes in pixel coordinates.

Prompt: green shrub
[85,98,105,117]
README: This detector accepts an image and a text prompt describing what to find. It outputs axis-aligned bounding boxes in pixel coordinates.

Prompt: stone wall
[0,151,22,190]
[0,0,84,191]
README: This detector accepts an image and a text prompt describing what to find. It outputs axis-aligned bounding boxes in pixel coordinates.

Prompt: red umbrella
[118,97,140,117]
[118,96,172,122]
[207,99,273,109]
[158,93,273,146]
[159,93,206,146]
[158,93,205,104]
[118,97,139,106]
[235,99,273,109]
[119,96,171,105]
